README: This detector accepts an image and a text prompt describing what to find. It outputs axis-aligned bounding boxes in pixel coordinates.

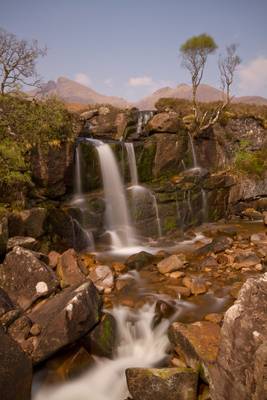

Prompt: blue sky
[1,0,267,100]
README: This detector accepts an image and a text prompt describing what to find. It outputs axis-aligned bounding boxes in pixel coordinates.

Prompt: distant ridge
[30,77,129,108]
[29,77,267,109]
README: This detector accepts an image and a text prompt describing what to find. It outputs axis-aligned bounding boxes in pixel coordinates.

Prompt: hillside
[30,77,129,108]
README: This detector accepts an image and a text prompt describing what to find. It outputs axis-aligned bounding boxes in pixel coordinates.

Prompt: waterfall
[94,140,136,248]
[125,143,138,186]
[188,132,198,168]
[136,111,154,136]
[33,304,170,400]
[125,142,162,238]
[201,189,208,221]
[74,145,82,197]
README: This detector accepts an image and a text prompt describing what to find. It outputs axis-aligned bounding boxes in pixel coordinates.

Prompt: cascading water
[74,144,83,200]
[188,132,198,169]
[33,304,170,400]
[125,142,162,238]
[125,142,138,186]
[93,140,136,248]
[136,111,154,136]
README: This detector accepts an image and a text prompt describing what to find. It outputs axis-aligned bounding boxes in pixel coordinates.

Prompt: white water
[33,304,170,400]
[188,133,198,168]
[201,189,208,221]
[125,143,138,186]
[73,145,83,201]
[95,141,136,248]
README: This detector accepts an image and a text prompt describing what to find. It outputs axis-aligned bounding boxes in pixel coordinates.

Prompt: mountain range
[30,77,267,110]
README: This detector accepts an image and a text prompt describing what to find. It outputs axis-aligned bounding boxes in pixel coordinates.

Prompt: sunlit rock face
[210,273,267,400]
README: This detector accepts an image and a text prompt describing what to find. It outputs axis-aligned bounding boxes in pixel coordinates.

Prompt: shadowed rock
[28,281,101,364]
[0,246,59,310]
[0,328,32,400]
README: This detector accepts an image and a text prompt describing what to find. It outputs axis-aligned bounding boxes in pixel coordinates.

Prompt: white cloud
[128,76,154,87]
[104,78,113,88]
[238,57,267,96]
[74,72,92,87]
[127,76,175,92]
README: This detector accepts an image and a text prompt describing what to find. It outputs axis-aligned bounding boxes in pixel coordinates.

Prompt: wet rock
[0,309,20,329]
[125,251,154,271]
[234,250,261,268]
[168,271,185,279]
[241,208,263,220]
[0,287,16,318]
[8,208,47,238]
[48,250,61,269]
[57,248,86,288]
[168,321,220,382]
[182,276,208,296]
[0,246,59,310]
[7,236,38,251]
[250,232,267,245]
[126,367,198,400]
[44,345,94,383]
[28,281,101,364]
[83,313,117,358]
[157,254,186,274]
[89,265,114,292]
[199,256,218,270]
[112,261,127,274]
[0,215,8,260]
[210,273,267,400]
[195,236,233,256]
[78,253,97,272]
[155,300,176,321]
[0,328,32,400]
[8,315,32,342]
[204,313,223,324]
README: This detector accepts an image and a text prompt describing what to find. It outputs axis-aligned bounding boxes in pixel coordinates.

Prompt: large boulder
[0,246,59,310]
[8,208,47,238]
[28,281,101,364]
[168,321,221,382]
[146,112,183,134]
[126,367,198,400]
[0,214,8,260]
[125,251,154,270]
[210,273,267,400]
[0,328,32,400]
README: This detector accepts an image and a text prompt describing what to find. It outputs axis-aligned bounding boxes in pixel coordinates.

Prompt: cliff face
[2,102,266,249]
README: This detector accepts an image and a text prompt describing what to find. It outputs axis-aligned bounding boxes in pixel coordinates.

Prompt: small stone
[157,254,186,274]
[48,251,61,269]
[170,357,187,368]
[168,271,185,279]
[182,276,207,295]
[204,313,223,324]
[263,211,267,226]
[112,262,127,274]
[36,281,48,294]
[255,263,263,271]
[30,323,41,336]
[89,265,114,291]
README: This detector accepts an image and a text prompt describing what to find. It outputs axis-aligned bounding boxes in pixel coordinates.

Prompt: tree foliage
[180,34,217,107]
[0,28,46,94]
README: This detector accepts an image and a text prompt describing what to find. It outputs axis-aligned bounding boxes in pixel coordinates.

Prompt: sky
[1,0,267,101]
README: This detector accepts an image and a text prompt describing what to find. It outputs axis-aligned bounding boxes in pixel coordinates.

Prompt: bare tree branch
[0,28,46,95]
